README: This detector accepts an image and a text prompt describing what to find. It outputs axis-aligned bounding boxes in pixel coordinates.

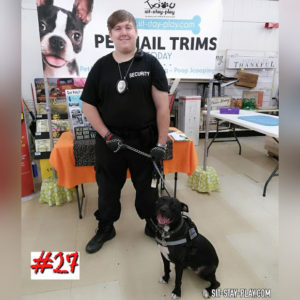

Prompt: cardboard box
[231,98,243,108]
[235,71,258,88]
[178,96,201,145]
[264,136,278,158]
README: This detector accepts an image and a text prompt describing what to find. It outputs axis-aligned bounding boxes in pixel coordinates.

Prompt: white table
[205,109,279,196]
[209,109,278,138]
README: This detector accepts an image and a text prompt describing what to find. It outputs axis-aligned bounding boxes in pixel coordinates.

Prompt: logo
[31,251,80,280]
[144,0,176,18]
[129,71,150,79]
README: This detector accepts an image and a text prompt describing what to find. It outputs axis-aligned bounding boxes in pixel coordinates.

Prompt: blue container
[32,162,38,177]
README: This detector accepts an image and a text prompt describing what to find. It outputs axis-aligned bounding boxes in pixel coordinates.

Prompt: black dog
[154,196,220,299]
[37,0,93,77]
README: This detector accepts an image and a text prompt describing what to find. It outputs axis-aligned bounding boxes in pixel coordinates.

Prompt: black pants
[94,125,158,227]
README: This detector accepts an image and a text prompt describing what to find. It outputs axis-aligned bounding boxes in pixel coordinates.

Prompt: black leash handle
[121,143,171,197]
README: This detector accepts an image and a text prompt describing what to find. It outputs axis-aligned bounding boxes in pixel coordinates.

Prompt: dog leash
[121,143,171,197]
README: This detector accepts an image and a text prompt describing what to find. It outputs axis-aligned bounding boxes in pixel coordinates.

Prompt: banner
[36,0,222,79]
[21,101,34,197]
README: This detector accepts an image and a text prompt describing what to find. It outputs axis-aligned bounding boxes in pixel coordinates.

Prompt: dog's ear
[180,202,189,213]
[36,0,53,7]
[73,0,94,24]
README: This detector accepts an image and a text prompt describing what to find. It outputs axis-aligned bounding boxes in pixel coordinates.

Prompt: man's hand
[104,132,124,153]
[150,144,167,162]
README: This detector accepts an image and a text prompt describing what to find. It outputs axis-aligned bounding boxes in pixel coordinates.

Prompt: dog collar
[155,236,187,246]
[155,216,198,246]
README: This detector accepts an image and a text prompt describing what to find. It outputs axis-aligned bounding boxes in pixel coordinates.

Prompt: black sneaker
[144,219,156,238]
[86,225,116,254]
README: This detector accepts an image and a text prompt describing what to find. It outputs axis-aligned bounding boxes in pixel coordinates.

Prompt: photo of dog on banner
[37,0,94,77]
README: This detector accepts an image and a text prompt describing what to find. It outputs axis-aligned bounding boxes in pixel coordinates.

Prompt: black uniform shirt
[81,51,169,130]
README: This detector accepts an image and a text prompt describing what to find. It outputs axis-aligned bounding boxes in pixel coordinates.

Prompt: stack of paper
[169,131,189,141]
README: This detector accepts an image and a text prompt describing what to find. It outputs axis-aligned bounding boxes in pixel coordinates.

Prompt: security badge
[117,57,134,94]
[116,80,128,94]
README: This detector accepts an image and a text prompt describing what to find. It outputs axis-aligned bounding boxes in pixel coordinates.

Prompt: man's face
[109,20,137,54]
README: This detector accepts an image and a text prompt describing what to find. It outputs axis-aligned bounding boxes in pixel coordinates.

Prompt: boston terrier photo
[154,196,220,299]
[36,0,93,77]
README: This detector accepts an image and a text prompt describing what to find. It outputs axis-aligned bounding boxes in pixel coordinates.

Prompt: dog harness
[155,215,198,247]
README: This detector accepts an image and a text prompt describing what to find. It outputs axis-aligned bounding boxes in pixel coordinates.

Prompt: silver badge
[116,56,135,95]
[116,80,127,94]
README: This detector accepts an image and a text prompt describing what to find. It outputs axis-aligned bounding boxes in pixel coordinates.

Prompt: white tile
[70,281,122,300]
[233,0,279,23]
[222,0,235,20]
[231,23,278,51]
[227,232,278,296]
[22,289,71,300]
[218,22,233,50]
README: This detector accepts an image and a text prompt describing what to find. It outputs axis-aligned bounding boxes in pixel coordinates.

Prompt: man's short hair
[107,10,137,32]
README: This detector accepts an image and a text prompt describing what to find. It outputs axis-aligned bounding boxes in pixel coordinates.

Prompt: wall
[21,0,279,109]
[220,0,279,107]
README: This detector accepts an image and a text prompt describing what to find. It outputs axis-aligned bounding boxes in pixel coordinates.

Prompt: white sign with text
[36,0,223,79]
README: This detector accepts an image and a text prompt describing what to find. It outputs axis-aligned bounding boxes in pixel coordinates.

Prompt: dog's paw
[171,288,181,299]
[202,289,210,298]
[159,277,168,284]
[171,292,180,299]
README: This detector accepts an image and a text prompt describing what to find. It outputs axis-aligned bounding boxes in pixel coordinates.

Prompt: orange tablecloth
[50,129,198,188]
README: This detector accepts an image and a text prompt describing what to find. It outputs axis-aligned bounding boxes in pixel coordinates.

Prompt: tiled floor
[22,136,278,300]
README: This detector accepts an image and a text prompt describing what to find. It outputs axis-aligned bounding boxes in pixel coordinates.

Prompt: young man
[81,9,170,253]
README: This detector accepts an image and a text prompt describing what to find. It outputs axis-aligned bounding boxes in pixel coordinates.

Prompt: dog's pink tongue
[46,55,66,67]
[157,215,171,225]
